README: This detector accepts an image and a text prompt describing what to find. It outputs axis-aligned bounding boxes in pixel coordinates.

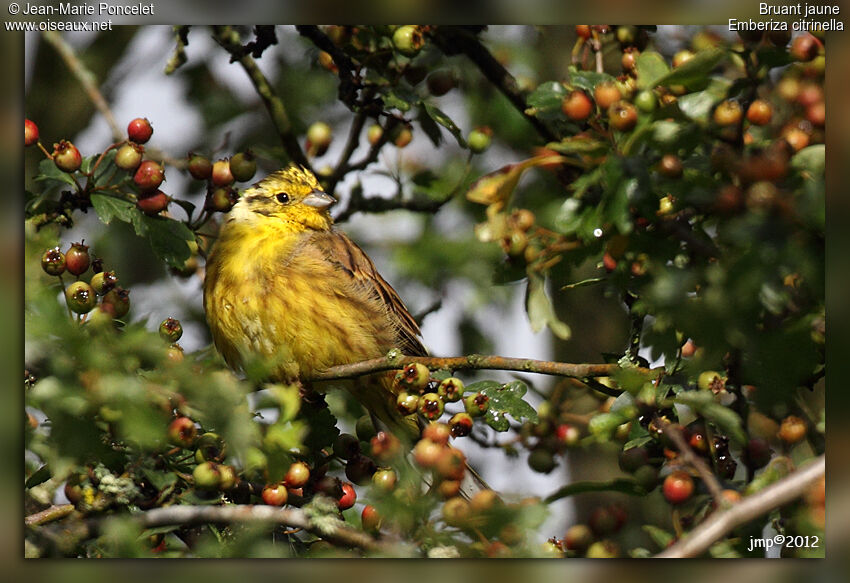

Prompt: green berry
[306,122,333,157]
[193,461,221,490]
[635,90,657,113]
[355,414,377,442]
[528,448,557,473]
[467,128,492,154]
[396,391,419,416]
[187,153,212,180]
[64,281,96,314]
[229,151,257,182]
[400,362,430,391]
[115,142,144,171]
[464,392,489,417]
[392,25,424,57]
[418,392,444,420]
[371,468,397,494]
[53,140,82,173]
[206,186,237,213]
[90,270,117,295]
[195,432,226,463]
[41,247,65,276]
[159,317,183,343]
[437,377,464,402]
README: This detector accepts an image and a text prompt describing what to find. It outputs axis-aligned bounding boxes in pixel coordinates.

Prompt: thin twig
[305,353,653,386]
[655,415,725,504]
[656,455,825,558]
[213,26,311,170]
[42,31,123,142]
[25,504,75,527]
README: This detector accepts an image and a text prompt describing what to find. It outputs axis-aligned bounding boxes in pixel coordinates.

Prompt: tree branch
[431,27,558,144]
[25,504,75,527]
[213,26,311,170]
[656,455,825,558]
[304,353,652,386]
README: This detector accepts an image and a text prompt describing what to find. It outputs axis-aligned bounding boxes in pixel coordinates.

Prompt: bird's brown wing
[306,229,427,357]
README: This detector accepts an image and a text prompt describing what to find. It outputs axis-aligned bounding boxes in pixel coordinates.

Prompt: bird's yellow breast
[203,220,398,381]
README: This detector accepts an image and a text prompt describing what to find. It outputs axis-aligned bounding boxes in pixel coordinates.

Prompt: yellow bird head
[229,165,336,232]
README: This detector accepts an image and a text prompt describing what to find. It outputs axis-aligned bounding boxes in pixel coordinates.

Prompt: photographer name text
[19,2,154,16]
[730,3,842,31]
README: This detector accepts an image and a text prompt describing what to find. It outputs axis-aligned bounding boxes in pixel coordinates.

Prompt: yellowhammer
[203,165,427,437]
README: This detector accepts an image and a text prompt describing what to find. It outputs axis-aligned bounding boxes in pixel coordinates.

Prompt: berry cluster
[186,150,257,213]
[41,241,129,324]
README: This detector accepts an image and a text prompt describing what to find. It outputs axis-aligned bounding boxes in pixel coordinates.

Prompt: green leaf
[25,464,51,489]
[568,69,617,91]
[677,78,732,123]
[791,145,825,176]
[545,136,608,156]
[643,525,675,549]
[655,48,727,89]
[416,105,444,147]
[544,477,647,503]
[526,275,571,340]
[422,102,466,148]
[673,391,747,444]
[384,90,413,112]
[142,216,195,268]
[635,51,670,90]
[92,150,119,187]
[90,194,141,227]
[526,81,567,113]
[34,158,77,188]
[479,380,539,431]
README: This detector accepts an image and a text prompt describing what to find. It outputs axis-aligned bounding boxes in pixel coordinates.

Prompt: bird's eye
[276,193,290,204]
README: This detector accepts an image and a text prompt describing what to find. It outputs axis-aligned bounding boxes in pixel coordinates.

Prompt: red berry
[25,119,39,147]
[127,117,153,144]
[602,252,617,272]
[284,461,310,488]
[211,159,234,187]
[594,82,622,110]
[101,287,130,318]
[556,423,581,446]
[746,99,773,126]
[137,190,169,215]
[575,25,591,39]
[790,34,819,62]
[361,504,382,533]
[607,101,638,131]
[806,101,825,127]
[115,142,144,171]
[663,471,695,505]
[167,416,197,447]
[564,524,593,552]
[561,90,593,121]
[133,160,165,192]
[621,48,639,72]
[337,482,357,510]
[422,422,451,445]
[261,482,289,506]
[778,415,807,444]
[783,127,810,152]
[65,242,91,276]
[187,153,212,180]
[64,281,96,314]
[41,247,65,276]
[53,140,82,173]
[370,431,402,463]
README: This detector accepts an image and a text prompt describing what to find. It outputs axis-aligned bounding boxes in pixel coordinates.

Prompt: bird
[202,165,429,438]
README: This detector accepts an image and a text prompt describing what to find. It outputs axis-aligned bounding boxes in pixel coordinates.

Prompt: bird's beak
[302,190,336,209]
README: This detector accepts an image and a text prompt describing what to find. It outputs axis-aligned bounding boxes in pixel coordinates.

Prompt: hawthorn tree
[24,25,824,558]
